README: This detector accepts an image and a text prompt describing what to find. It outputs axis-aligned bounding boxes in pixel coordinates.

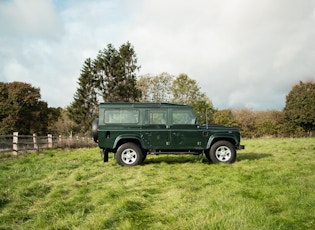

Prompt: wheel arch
[207,135,237,150]
[113,135,144,152]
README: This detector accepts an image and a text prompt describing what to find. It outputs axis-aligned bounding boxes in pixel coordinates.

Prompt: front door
[141,109,170,149]
[169,109,206,150]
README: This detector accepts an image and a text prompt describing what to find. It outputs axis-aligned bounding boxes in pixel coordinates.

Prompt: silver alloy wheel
[121,148,138,164]
[215,145,232,162]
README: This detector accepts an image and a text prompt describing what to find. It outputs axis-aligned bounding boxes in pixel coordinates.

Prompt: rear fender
[113,135,145,150]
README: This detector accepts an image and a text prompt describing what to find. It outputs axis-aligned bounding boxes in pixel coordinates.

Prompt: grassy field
[0,138,315,229]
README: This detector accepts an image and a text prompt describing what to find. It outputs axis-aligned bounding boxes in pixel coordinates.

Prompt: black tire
[92,118,99,143]
[115,143,143,166]
[209,140,236,163]
[141,152,147,163]
[205,151,212,162]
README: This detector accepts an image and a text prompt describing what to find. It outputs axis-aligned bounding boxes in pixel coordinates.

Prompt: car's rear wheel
[116,143,143,166]
[209,140,236,163]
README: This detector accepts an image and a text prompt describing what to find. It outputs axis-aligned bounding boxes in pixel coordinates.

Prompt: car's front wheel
[208,140,236,163]
[116,143,143,166]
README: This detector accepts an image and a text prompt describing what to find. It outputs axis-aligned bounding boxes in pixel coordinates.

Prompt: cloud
[128,0,315,109]
[0,0,63,39]
[0,0,315,110]
[0,0,68,104]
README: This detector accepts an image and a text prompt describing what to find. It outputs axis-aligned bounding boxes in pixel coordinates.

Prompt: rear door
[98,108,141,149]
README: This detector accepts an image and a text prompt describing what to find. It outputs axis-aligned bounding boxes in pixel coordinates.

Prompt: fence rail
[0,132,96,155]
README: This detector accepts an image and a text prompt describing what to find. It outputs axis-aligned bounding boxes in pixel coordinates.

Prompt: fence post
[13,132,18,155]
[48,134,53,148]
[33,133,38,151]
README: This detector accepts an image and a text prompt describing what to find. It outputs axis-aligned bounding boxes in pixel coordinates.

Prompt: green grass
[1,138,315,229]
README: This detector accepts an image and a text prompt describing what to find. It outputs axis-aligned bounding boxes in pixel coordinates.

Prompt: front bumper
[237,145,245,150]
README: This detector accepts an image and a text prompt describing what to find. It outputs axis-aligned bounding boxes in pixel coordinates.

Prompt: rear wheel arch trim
[114,136,145,150]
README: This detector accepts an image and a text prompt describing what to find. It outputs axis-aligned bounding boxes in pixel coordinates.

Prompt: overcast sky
[1,0,315,110]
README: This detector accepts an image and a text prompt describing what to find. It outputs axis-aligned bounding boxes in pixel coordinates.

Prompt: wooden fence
[0,132,96,155]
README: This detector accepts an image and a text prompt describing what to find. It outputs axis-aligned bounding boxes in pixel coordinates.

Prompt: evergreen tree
[93,42,141,102]
[68,58,98,134]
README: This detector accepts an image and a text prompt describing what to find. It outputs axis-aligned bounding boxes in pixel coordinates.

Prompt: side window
[148,110,167,125]
[172,110,195,125]
[104,109,139,124]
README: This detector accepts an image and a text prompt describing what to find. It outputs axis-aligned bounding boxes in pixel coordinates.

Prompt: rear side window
[104,109,139,124]
[148,110,167,124]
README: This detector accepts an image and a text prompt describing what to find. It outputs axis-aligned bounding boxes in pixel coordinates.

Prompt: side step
[148,151,201,155]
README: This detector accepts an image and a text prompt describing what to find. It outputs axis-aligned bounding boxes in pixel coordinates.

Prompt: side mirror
[194,117,200,125]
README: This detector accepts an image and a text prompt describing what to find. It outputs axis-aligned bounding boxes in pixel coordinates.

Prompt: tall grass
[1,138,315,229]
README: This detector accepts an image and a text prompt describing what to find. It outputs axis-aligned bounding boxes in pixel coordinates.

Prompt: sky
[1,0,315,110]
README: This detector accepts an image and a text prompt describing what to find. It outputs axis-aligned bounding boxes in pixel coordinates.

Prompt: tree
[284,81,315,136]
[171,74,202,105]
[93,42,141,102]
[50,108,77,136]
[255,110,284,137]
[68,58,98,135]
[0,82,9,123]
[67,42,141,134]
[47,107,62,135]
[213,109,237,127]
[0,82,49,135]
[170,74,214,123]
[233,109,256,138]
[192,94,214,124]
[137,73,174,102]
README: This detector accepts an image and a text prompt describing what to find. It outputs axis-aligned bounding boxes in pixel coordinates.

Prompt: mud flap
[101,149,109,162]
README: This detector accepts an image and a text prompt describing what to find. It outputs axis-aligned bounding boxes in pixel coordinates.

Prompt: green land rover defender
[92,102,244,166]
